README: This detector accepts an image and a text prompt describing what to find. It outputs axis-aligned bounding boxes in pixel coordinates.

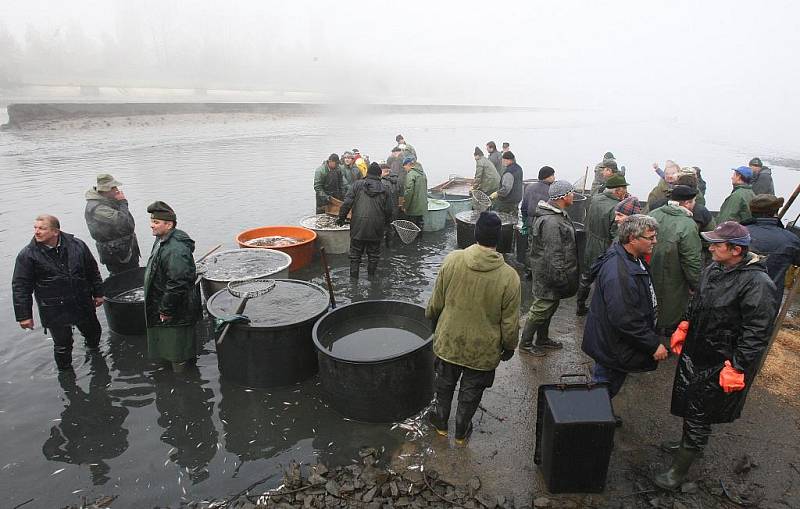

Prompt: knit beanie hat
[474,146,484,157]
[548,180,574,200]
[328,153,340,163]
[367,162,382,176]
[614,196,642,216]
[474,211,502,247]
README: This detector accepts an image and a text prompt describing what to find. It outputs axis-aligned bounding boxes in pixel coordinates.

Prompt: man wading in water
[313,153,346,214]
[84,173,141,275]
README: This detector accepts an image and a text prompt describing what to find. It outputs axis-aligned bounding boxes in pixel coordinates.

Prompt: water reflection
[151,366,218,484]
[106,332,156,408]
[42,353,129,485]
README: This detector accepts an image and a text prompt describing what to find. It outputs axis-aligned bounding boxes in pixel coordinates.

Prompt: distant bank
[1,102,547,129]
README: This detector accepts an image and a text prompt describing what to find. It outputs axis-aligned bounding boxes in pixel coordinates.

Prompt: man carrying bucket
[425,211,521,444]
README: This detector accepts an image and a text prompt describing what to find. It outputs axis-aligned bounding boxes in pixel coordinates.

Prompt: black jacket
[12,232,103,327]
[339,175,392,242]
[670,254,777,424]
[743,217,800,302]
[520,181,551,221]
[529,202,579,300]
[581,242,660,373]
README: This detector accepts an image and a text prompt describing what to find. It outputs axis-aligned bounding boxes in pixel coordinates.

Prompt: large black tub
[313,300,434,423]
[207,279,329,388]
[574,222,586,266]
[455,210,515,253]
[566,193,589,223]
[102,267,146,335]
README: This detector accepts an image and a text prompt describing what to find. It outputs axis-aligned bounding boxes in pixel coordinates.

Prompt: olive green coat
[646,179,670,212]
[473,156,500,194]
[717,184,755,224]
[648,204,702,329]
[582,190,622,272]
[403,163,429,217]
[426,244,521,371]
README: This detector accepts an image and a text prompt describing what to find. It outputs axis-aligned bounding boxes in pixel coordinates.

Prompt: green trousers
[525,298,560,344]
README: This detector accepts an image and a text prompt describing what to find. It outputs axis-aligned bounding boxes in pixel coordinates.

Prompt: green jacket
[717,185,755,224]
[144,228,202,328]
[426,244,521,371]
[648,204,702,329]
[582,190,622,272]
[313,163,346,207]
[84,188,140,266]
[473,156,501,194]
[403,163,428,217]
[646,179,670,212]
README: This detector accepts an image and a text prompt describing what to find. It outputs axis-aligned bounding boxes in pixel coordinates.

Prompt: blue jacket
[742,217,800,301]
[581,242,661,372]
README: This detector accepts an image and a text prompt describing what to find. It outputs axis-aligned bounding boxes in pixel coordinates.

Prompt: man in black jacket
[656,221,777,490]
[490,151,523,218]
[338,163,392,279]
[12,215,104,371]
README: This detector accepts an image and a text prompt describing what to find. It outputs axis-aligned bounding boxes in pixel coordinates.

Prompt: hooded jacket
[670,253,777,424]
[529,201,579,300]
[339,175,392,242]
[743,216,800,301]
[648,204,703,329]
[84,188,141,266]
[313,162,345,208]
[472,156,501,194]
[581,242,661,373]
[12,232,103,327]
[582,189,623,272]
[717,184,755,224]
[402,162,428,217]
[426,244,521,371]
[144,228,201,328]
[751,167,775,196]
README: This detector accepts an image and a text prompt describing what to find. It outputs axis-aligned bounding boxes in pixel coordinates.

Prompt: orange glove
[719,360,746,393]
[670,321,689,355]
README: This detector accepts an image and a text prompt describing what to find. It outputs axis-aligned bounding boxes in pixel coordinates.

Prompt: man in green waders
[144,201,202,372]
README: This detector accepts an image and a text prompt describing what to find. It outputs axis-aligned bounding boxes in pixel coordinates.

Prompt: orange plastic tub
[236,226,317,272]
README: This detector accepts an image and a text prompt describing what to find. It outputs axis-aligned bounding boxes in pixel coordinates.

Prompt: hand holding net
[471,190,492,212]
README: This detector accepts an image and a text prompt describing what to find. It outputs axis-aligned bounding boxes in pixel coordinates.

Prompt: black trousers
[49,313,102,370]
[350,239,381,269]
[432,357,495,437]
[682,418,712,451]
[576,271,592,305]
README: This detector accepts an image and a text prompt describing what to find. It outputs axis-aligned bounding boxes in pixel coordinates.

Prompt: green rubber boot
[654,446,698,490]
[660,439,704,457]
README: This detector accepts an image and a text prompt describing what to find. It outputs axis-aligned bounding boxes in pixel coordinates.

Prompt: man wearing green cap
[576,174,629,315]
[144,201,202,372]
[85,174,141,275]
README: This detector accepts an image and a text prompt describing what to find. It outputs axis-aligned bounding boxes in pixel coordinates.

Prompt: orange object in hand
[670,321,689,355]
[719,360,746,393]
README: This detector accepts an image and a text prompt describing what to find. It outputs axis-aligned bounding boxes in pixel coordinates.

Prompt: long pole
[319,247,336,309]
[758,270,800,372]
[778,182,800,219]
[193,244,222,285]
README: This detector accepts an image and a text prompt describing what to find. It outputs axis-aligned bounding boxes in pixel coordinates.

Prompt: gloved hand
[670,320,689,355]
[489,191,498,200]
[719,360,746,393]
[500,349,514,361]
[336,217,346,227]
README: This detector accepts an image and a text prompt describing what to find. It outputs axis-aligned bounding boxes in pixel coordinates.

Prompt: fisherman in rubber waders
[425,211,521,444]
[144,201,202,373]
[12,215,104,371]
[84,173,141,275]
[313,153,346,214]
[656,221,776,490]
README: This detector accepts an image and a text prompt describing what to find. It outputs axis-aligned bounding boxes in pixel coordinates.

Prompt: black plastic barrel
[102,267,146,335]
[206,279,329,388]
[565,193,589,223]
[313,300,433,423]
[455,210,515,253]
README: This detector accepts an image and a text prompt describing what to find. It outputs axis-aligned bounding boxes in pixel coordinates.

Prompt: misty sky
[2,1,798,141]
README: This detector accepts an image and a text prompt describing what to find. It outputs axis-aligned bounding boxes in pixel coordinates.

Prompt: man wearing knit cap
[521,166,556,224]
[491,151,523,218]
[426,211,521,444]
[748,157,774,196]
[742,194,800,301]
[338,162,392,279]
[84,173,141,275]
[717,166,756,224]
[656,221,776,490]
[144,201,202,372]
[576,174,629,315]
[648,185,702,335]
[472,147,500,196]
[519,181,578,355]
[313,154,346,214]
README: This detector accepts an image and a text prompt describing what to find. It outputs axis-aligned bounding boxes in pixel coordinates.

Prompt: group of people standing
[12,175,201,373]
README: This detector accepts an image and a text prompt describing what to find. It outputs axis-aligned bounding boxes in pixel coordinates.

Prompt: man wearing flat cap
[144,201,201,372]
[656,221,776,489]
[648,185,702,335]
[742,194,800,302]
[84,174,141,275]
[717,166,755,224]
[426,211,520,444]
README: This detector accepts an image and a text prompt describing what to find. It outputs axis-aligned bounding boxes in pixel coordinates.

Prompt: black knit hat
[328,153,340,163]
[502,151,515,160]
[147,201,176,222]
[538,166,555,180]
[474,146,484,157]
[367,162,382,176]
[474,211,502,247]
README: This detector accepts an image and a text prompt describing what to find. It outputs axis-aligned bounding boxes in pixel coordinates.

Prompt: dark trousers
[105,259,139,276]
[576,271,592,306]
[350,239,381,275]
[431,357,495,437]
[49,313,102,370]
[591,363,628,399]
[682,418,712,451]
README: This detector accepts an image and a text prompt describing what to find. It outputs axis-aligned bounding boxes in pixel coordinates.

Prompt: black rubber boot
[54,346,73,371]
[426,397,451,437]
[349,261,360,279]
[535,321,563,349]
[367,261,378,279]
[518,319,536,351]
[654,445,699,490]
[454,401,479,444]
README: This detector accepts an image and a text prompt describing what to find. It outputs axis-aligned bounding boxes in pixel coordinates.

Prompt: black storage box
[534,375,616,493]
